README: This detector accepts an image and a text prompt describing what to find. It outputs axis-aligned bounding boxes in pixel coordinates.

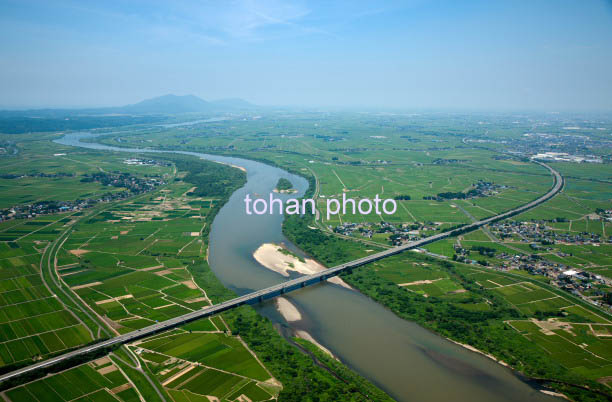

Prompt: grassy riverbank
[283,214,612,401]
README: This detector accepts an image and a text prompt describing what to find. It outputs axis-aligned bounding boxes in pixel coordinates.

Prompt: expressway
[0,161,563,384]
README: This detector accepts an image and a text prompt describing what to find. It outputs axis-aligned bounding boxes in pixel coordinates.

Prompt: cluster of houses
[452,244,496,264]
[80,172,164,194]
[597,208,612,222]
[423,180,506,201]
[451,244,611,309]
[0,140,18,155]
[512,130,611,162]
[469,180,506,197]
[0,174,164,223]
[489,220,608,245]
[123,158,171,167]
[1,198,101,221]
[499,253,611,309]
[0,172,74,179]
[332,221,440,246]
[333,222,374,238]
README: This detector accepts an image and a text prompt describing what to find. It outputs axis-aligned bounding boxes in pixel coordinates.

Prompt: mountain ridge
[0,94,258,116]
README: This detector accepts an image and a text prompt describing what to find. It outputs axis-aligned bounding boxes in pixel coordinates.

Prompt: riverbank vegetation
[283,214,612,401]
[167,154,246,198]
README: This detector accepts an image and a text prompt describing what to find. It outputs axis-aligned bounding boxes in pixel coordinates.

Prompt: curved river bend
[56,132,556,402]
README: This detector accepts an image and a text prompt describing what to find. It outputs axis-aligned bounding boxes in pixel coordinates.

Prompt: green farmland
[3,357,140,402]
[135,330,278,401]
[0,214,95,367]
[1,111,612,401]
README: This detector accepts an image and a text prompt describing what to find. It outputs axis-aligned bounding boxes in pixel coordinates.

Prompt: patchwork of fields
[0,214,95,367]
[46,177,282,400]
[134,329,279,401]
[47,183,211,329]
[0,139,172,209]
[3,356,142,401]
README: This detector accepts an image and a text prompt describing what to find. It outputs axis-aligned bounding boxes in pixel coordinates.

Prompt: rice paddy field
[59,183,220,334]
[0,214,95,367]
[133,329,279,402]
[0,139,182,368]
[40,168,284,399]
[2,357,141,402]
[95,113,554,228]
[363,251,612,381]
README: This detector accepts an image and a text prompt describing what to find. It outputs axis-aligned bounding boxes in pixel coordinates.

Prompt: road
[0,161,563,384]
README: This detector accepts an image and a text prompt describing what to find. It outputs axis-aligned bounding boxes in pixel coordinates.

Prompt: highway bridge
[0,161,563,384]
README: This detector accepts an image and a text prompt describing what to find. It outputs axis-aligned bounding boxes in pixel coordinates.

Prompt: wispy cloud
[215,0,312,39]
[10,0,319,46]
[118,0,317,44]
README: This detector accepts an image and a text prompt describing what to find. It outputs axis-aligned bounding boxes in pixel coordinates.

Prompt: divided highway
[0,161,563,384]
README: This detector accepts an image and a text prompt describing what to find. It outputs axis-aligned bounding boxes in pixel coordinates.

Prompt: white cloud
[152,0,315,42]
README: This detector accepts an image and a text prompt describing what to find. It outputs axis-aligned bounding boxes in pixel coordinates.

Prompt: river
[56,131,556,402]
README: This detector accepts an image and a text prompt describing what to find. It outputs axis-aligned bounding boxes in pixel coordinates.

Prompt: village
[489,219,610,245]
[333,214,612,312]
[333,220,450,246]
[0,172,164,222]
[123,157,172,166]
[453,243,612,310]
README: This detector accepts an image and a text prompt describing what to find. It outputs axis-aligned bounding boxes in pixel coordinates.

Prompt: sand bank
[275,297,335,359]
[276,297,301,322]
[448,339,508,367]
[207,158,247,173]
[540,390,570,400]
[253,243,352,290]
[295,330,336,359]
[230,164,247,173]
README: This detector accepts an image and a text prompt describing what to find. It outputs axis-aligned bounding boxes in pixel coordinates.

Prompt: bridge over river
[0,161,563,385]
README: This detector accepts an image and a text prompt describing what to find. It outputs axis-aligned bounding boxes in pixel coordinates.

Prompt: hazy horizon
[1,0,612,111]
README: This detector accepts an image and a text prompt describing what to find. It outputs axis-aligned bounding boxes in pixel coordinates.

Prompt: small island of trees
[275,178,296,193]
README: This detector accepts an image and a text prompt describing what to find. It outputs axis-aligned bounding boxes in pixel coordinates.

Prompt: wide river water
[56,132,556,402]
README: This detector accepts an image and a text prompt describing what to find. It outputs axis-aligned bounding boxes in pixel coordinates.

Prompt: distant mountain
[0,94,259,122]
[0,93,260,133]
[119,94,256,114]
[121,94,210,114]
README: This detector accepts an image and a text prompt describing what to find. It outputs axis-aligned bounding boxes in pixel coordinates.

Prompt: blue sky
[1,0,611,110]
